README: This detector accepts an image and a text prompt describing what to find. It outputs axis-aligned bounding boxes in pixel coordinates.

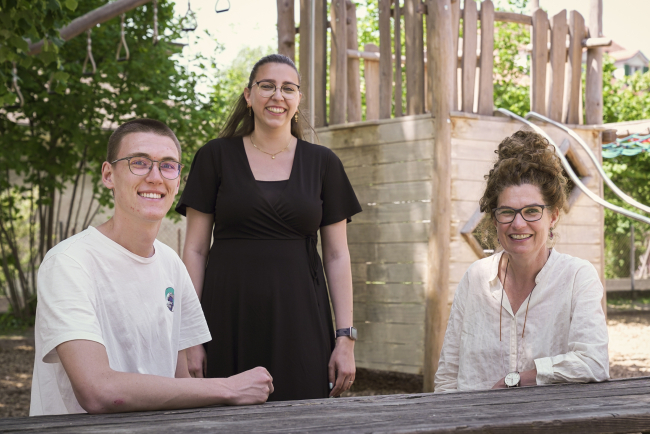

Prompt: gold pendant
[272,155,275,159]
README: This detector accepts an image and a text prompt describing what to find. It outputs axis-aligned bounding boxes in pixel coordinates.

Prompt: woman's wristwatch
[504,371,521,387]
[335,327,357,340]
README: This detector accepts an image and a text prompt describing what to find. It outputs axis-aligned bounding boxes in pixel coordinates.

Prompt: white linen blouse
[434,249,609,393]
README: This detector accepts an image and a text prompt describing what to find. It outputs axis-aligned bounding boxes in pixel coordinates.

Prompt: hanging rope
[181,0,198,32]
[7,62,24,109]
[82,29,96,75]
[603,133,650,158]
[116,13,130,62]
[215,0,230,13]
[152,0,159,45]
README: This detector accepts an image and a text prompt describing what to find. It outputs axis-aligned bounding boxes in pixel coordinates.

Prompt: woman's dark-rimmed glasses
[111,156,184,180]
[492,205,549,224]
[253,80,300,99]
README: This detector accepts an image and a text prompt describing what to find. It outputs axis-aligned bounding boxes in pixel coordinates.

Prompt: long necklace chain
[499,256,535,374]
[250,134,292,159]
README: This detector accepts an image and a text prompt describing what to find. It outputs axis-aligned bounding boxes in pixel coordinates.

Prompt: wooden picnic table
[2,377,649,433]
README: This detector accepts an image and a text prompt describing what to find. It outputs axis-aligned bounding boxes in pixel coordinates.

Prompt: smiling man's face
[101,132,181,224]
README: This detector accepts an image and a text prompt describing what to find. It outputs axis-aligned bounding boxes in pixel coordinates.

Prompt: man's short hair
[107,119,182,163]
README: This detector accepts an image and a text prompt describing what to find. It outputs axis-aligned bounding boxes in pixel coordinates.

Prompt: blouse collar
[488,248,558,288]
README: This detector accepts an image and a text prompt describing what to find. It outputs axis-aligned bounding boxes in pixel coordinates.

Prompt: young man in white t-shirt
[30,119,273,416]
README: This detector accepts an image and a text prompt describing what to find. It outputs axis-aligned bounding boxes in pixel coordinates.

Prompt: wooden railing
[287,0,611,127]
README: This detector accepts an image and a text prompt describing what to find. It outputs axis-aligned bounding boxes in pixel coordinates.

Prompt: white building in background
[604,41,649,80]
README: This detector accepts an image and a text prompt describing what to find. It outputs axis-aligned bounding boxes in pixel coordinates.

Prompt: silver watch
[335,327,357,340]
[504,371,521,388]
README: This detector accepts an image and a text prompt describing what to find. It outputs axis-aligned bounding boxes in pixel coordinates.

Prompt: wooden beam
[329,0,348,125]
[425,0,453,394]
[585,0,603,125]
[564,11,585,124]
[394,0,403,117]
[477,0,494,116]
[28,0,153,55]
[451,0,461,111]
[546,10,567,121]
[530,9,548,115]
[582,37,611,48]
[314,0,328,127]
[461,0,477,113]
[365,44,380,121]
[405,0,425,115]
[277,0,295,60]
[461,9,533,26]
[379,0,393,119]
[347,1,362,123]
[299,0,312,126]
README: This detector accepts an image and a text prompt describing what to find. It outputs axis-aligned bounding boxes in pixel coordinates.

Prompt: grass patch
[607,291,650,310]
[0,313,35,335]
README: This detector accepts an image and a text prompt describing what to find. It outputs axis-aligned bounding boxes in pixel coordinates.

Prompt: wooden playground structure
[278,0,614,392]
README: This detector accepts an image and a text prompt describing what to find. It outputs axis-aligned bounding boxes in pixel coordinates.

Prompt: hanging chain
[82,29,96,75]
[116,13,130,61]
[181,0,198,32]
[152,0,159,45]
[215,0,230,13]
[8,62,24,108]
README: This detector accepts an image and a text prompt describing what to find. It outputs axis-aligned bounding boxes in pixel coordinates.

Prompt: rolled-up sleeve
[534,263,609,384]
[434,272,468,393]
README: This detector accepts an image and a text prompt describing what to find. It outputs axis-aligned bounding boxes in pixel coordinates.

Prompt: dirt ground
[1,311,648,418]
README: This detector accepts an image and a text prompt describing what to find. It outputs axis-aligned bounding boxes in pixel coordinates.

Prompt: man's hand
[221,367,274,405]
[328,337,356,397]
[187,345,207,378]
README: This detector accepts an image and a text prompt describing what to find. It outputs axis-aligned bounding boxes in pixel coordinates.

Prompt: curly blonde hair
[477,130,568,248]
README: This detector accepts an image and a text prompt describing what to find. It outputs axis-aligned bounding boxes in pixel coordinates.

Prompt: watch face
[504,372,520,387]
[350,327,358,340]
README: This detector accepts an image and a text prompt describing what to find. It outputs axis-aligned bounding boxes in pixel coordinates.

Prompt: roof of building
[604,41,649,64]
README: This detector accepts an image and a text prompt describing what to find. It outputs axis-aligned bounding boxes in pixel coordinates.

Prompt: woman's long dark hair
[218,54,315,141]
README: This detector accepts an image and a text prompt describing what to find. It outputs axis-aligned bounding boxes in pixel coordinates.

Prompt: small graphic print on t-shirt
[165,287,175,312]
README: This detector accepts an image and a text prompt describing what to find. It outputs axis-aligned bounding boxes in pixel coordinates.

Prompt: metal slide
[495,108,650,225]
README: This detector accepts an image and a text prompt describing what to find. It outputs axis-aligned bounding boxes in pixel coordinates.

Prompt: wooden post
[379,0,393,119]
[461,0,478,113]
[477,0,494,116]
[405,0,425,115]
[425,0,453,393]
[314,0,328,127]
[277,0,295,61]
[585,0,603,125]
[564,11,585,124]
[364,44,381,121]
[531,9,549,115]
[394,0,403,117]
[299,0,312,125]
[330,0,348,125]
[530,0,540,14]
[546,10,567,122]
[451,0,460,111]
[347,1,362,122]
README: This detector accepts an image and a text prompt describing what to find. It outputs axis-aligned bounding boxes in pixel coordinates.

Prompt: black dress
[176,137,362,401]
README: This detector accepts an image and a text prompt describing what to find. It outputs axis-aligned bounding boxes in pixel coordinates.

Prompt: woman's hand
[187,344,207,378]
[492,368,538,389]
[328,337,356,397]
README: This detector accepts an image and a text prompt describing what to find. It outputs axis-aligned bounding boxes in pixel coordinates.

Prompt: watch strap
[335,327,357,340]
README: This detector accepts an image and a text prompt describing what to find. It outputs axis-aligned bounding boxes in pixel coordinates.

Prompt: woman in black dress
[176,54,362,401]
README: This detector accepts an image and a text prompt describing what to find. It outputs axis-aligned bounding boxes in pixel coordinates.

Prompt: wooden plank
[352,262,427,284]
[461,0,478,113]
[379,0,393,119]
[349,201,431,224]
[336,139,432,166]
[394,0,403,117]
[355,359,421,374]
[355,302,425,323]
[329,0,347,125]
[356,342,424,368]
[452,179,487,201]
[404,0,425,115]
[452,116,521,143]
[451,0,461,111]
[298,0,312,126]
[452,158,496,182]
[356,321,424,344]
[319,116,435,149]
[425,0,454,394]
[477,0,495,116]
[364,43,381,121]
[564,10,585,124]
[553,243,602,261]
[553,223,602,244]
[546,10,567,122]
[353,282,425,303]
[346,1,362,123]
[452,138,499,162]
[585,0,603,125]
[353,180,431,204]
[348,222,430,244]
[276,0,295,60]
[314,0,328,127]
[348,242,429,264]
[347,160,431,186]
[531,8,549,115]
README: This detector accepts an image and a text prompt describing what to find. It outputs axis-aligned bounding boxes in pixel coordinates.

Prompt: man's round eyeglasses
[253,80,300,100]
[492,205,549,224]
[111,156,184,180]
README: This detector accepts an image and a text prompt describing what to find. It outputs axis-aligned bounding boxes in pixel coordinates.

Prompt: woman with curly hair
[435,130,609,393]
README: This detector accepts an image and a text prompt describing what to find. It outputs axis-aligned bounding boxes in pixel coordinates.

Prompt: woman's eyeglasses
[492,205,549,224]
[253,80,300,100]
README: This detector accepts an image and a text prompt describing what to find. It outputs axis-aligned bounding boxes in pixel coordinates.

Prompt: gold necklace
[250,134,292,159]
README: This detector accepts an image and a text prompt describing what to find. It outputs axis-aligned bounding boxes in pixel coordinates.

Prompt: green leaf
[64,0,77,11]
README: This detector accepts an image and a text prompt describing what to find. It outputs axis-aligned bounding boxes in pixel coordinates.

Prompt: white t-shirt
[30,227,211,416]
